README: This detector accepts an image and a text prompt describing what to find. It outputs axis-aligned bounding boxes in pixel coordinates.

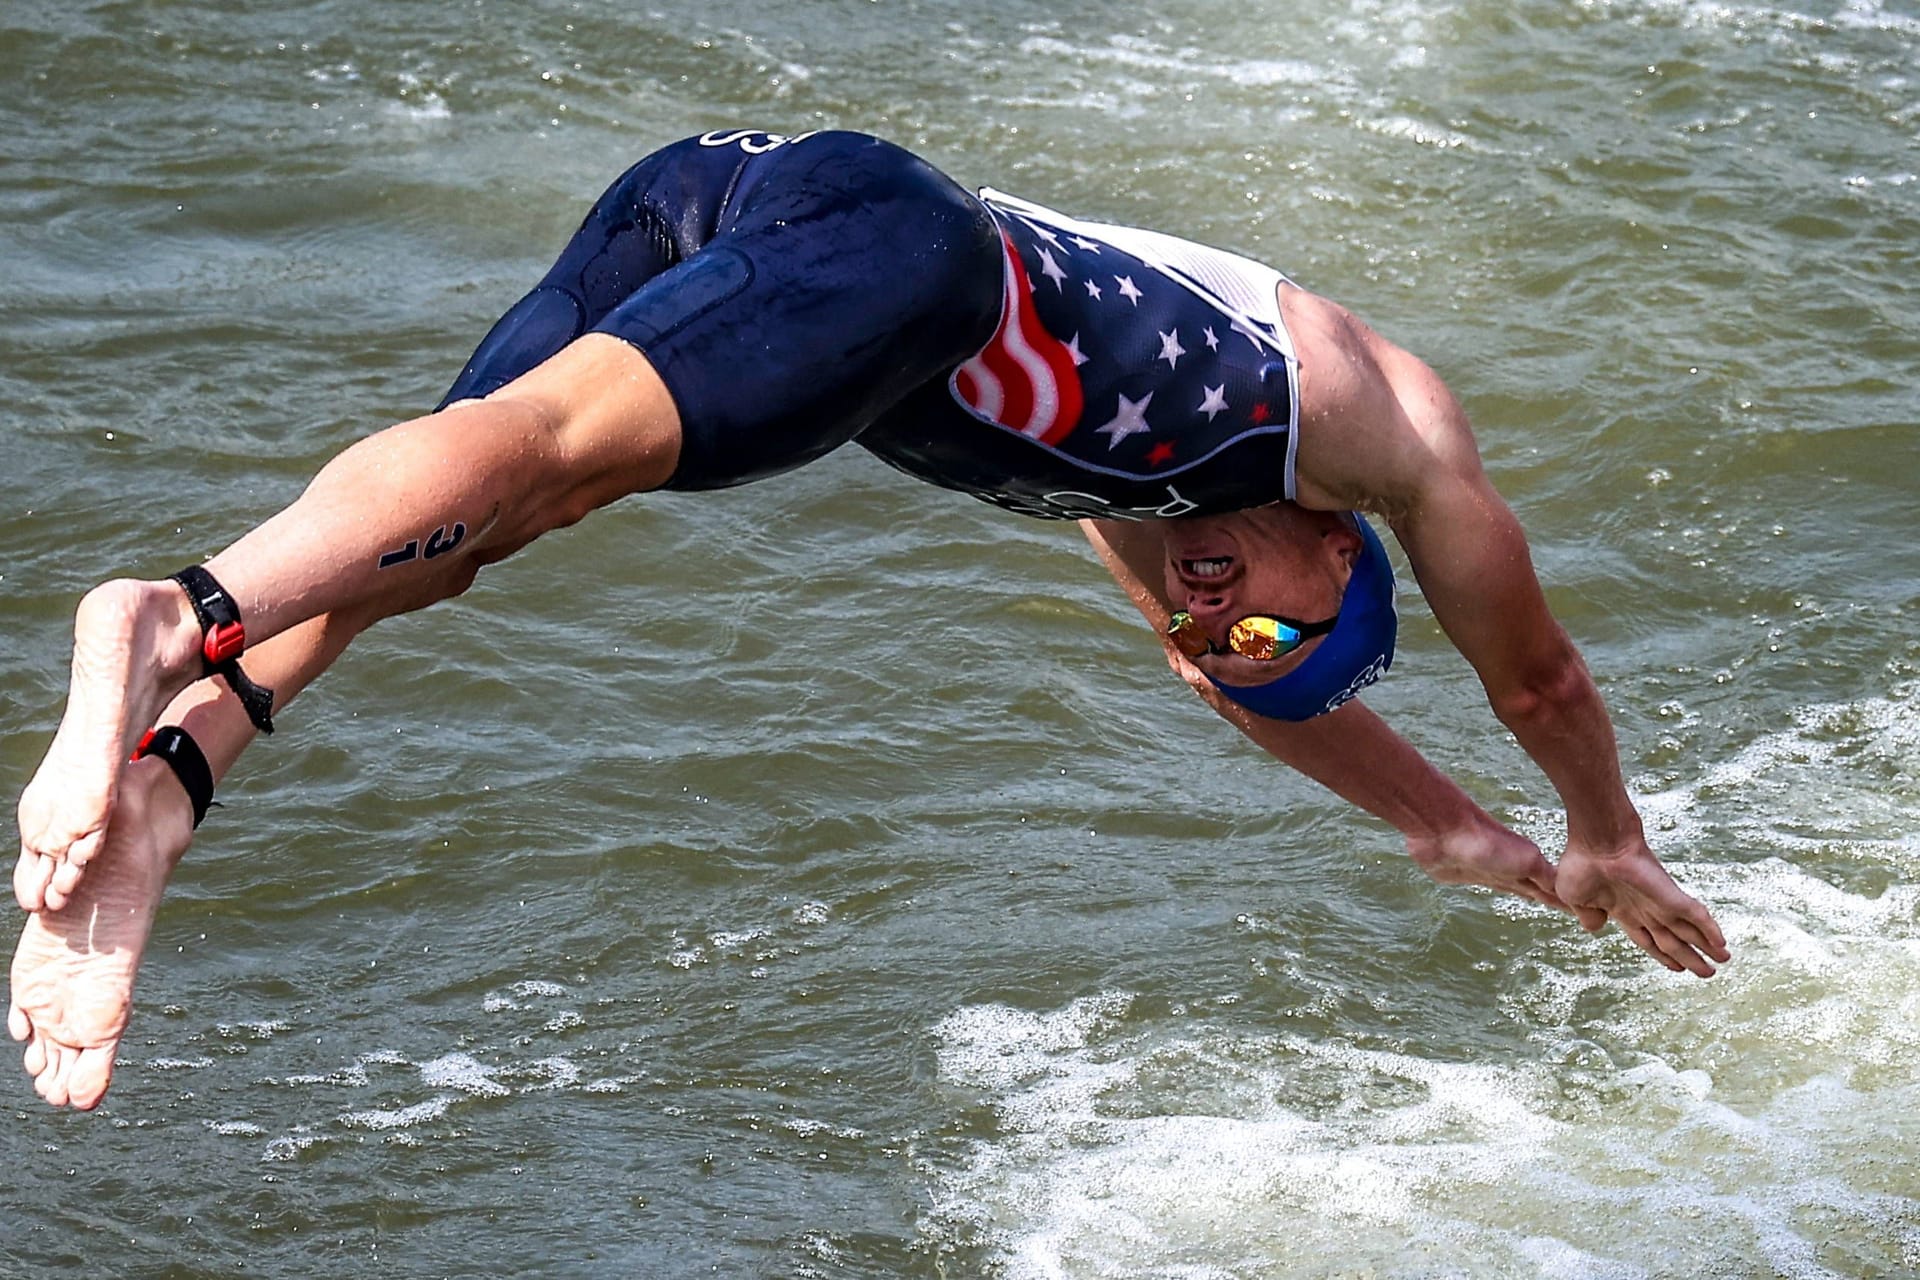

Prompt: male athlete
[10,129,1727,1109]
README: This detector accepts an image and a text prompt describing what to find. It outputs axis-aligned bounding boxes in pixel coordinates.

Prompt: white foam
[927,988,1920,1276]
[926,687,1920,1275]
[783,1116,866,1142]
[340,1095,454,1131]
[1015,35,1324,90]
[710,927,771,955]
[260,1128,329,1163]
[418,1051,510,1099]
[281,1060,370,1088]
[483,978,569,1012]
[1360,114,1471,150]
[204,1119,266,1137]
[519,1056,582,1092]
[216,1019,291,1040]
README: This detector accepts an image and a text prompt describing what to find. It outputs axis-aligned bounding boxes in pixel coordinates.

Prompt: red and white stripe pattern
[951,231,1085,446]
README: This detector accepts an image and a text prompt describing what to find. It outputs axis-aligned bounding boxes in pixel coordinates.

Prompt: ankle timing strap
[133,725,216,828]
[169,565,276,735]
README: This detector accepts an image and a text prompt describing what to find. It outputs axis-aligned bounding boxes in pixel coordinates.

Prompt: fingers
[1623,923,1684,973]
[1514,883,1556,909]
[1668,913,1731,965]
[1525,876,1573,915]
[1650,922,1718,978]
[1621,919,1718,978]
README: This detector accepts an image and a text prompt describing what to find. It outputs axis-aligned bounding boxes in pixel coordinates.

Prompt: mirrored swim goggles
[1196,513,1399,722]
[1165,610,1338,662]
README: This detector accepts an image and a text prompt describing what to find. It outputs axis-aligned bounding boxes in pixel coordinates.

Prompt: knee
[466,339,685,541]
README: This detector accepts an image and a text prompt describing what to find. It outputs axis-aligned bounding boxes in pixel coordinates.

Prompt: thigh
[592,131,1006,490]
[437,135,753,409]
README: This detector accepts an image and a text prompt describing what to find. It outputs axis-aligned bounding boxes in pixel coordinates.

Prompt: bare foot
[9,755,192,1109]
[16,579,203,912]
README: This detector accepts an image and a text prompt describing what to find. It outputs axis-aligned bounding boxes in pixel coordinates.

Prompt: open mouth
[1172,553,1243,591]
[1181,557,1233,580]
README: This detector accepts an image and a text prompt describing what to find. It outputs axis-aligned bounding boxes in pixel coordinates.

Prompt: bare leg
[8,609,349,1107]
[15,336,680,912]
[9,751,189,1109]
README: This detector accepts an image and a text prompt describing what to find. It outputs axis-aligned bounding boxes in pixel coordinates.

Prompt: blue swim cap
[1204,514,1397,721]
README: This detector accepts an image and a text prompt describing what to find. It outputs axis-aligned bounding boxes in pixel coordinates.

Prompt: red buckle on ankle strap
[204,620,246,665]
[131,728,158,764]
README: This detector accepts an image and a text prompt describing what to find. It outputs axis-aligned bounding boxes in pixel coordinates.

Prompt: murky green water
[3,0,1917,1275]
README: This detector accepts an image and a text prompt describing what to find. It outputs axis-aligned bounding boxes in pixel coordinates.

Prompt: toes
[14,851,53,912]
[23,1032,46,1080]
[67,1046,114,1110]
[37,1042,73,1107]
[49,860,87,906]
[66,828,107,870]
[15,1017,129,1114]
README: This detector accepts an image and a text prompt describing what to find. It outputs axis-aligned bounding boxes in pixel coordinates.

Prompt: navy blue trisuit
[439,129,1306,523]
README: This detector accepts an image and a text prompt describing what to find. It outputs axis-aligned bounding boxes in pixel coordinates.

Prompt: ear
[1324,520,1364,568]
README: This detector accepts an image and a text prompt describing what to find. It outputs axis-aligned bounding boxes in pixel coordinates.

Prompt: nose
[1181,587,1232,624]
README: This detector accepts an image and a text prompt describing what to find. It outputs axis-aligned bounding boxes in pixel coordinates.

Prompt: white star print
[1084,278,1103,301]
[1064,333,1089,367]
[1115,275,1143,305]
[1070,235,1102,253]
[1095,391,1154,450]
[1157,328,1186,370]
[1023,220,1064,250]
[1203,326,1220,351]
[1197,385,1229,420]
[1038,248,1068,291]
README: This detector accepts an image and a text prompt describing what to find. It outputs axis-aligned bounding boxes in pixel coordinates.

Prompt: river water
[2,0,1917,1275]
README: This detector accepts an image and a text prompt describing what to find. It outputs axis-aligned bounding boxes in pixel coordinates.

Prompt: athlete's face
[1160,505,1361,687]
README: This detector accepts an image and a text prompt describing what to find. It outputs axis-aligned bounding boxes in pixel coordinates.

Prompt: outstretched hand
[1554,838,1728,977]
[1405,821,1571,915]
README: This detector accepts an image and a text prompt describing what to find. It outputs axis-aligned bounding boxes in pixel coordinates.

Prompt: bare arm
[1281,288,1728,974]
[1080,518,1569,912]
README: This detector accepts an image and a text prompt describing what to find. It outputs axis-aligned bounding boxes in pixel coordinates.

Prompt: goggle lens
[1166,610,1334,662]
[1167,611,1212,658]
[1228,616,1300,660]
[1159,614,1313,660]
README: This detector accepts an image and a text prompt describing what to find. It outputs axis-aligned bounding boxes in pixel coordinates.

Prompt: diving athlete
[10,130,1727,1109]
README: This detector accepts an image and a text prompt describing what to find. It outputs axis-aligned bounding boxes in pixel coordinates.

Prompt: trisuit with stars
[437,127,1394,716]
[440,128,1305,524]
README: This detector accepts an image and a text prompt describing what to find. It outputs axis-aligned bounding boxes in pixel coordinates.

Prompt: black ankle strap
[133,725,217,827]
[170,565,275,735]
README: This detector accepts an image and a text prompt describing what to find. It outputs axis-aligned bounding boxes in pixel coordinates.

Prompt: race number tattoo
[377,521,466,569]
